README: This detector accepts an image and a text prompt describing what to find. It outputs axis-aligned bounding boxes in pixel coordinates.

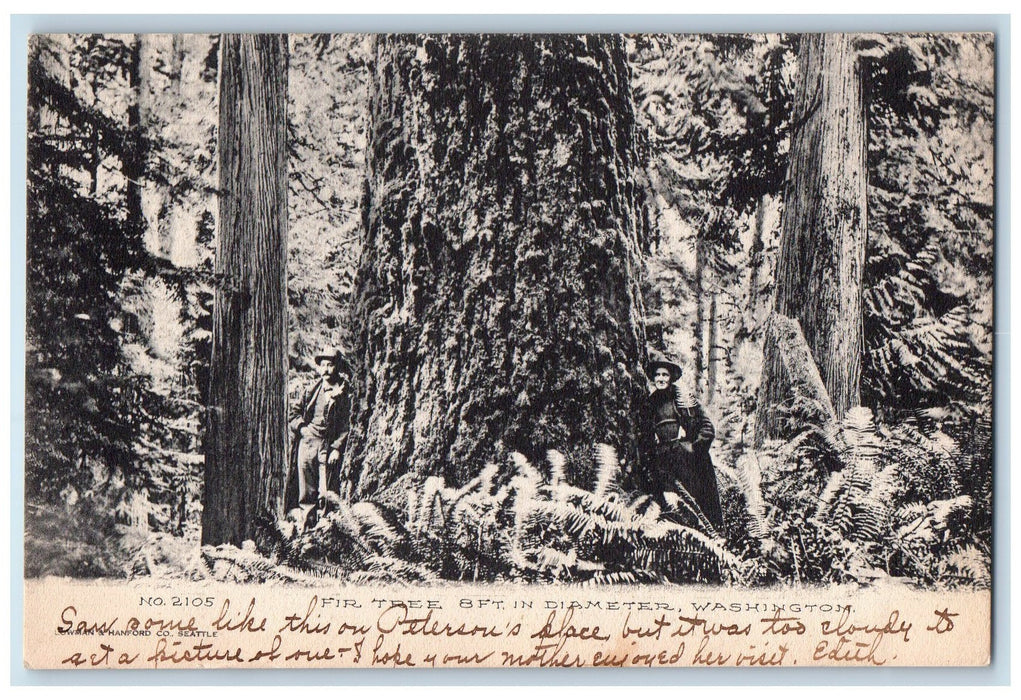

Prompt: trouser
[296,435,329,505]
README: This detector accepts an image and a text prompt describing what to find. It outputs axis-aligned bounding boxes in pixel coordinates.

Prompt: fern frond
[593,443,620,497]
[534,546,579,577]
[591,570,646,585]
[930,495,972,525]
[658,521,744,572]
[942,545,990,587]
[547,450,567,487]
[731,452,768,537]
[352,555,440,584]
[348,501,402,549]
[664,482,720,538]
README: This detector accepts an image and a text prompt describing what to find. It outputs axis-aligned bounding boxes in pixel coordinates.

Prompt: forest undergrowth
[25,405,990,590]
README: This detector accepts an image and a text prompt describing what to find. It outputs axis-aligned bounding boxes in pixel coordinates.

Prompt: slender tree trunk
[758,33,867,441]
[165,36,203,266]
[165,35,185,261]
[693,234,706,401]
[89,71,101,197]
[171,34,186,85]
[136,34,166,256]
[642,164,665,354]
[201,34,289,546]
[124,36,143,235]
[706,291,718,403]
[28,39,43,136]
[345,35,650,501]
[746,194,767,321]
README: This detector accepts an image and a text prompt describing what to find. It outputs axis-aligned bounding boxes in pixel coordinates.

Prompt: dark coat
[642,386,724,531]
[284,376,352,510]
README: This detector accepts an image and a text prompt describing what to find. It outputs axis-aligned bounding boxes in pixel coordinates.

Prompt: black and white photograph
[21,30,996,669]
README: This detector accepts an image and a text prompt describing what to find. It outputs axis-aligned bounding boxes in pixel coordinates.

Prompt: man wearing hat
[643,352,725,533]
[285,346,353,511]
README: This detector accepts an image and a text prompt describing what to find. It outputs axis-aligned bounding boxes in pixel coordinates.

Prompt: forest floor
[21,504,972,593]
[23,502,329,585]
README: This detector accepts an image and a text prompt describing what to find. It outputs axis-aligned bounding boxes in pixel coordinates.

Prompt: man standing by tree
[286,347,353,513]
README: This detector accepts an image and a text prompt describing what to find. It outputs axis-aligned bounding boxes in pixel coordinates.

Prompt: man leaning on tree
[285,346,352,514]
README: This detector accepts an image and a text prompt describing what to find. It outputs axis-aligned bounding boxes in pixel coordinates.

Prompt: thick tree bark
[345,34,650,500]
[758,34,866,441]
[201,34,289,546]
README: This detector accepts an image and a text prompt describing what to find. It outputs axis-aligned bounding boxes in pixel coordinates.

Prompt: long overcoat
[643,386,725,531]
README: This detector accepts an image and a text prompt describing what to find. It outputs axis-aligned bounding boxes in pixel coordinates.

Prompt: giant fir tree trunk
[758,33,867,441]
[345,35,650,500]
[201,34,289,546]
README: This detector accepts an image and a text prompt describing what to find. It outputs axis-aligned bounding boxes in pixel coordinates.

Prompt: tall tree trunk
[758,34,866,441]
[345,35,650,501]
[136,34,167,257]
[201,34,289,546]
[28,38,43,136]
[746,194,767,323]
[124,36,143,235]
[89,72,101,197]
[706,291,718,404]
[171,34,186,85]
[693,234,706,401]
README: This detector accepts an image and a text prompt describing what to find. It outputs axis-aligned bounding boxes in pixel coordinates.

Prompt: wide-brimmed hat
[647,352,682,382]
[314,346,351,373]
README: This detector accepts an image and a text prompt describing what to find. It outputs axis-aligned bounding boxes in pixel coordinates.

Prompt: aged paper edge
[24,578,990,670]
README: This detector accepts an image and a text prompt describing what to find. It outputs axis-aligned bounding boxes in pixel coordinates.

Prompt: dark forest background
[24,33,993,587]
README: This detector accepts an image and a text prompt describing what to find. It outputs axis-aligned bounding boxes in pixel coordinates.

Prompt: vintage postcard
[22,32,994,670]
